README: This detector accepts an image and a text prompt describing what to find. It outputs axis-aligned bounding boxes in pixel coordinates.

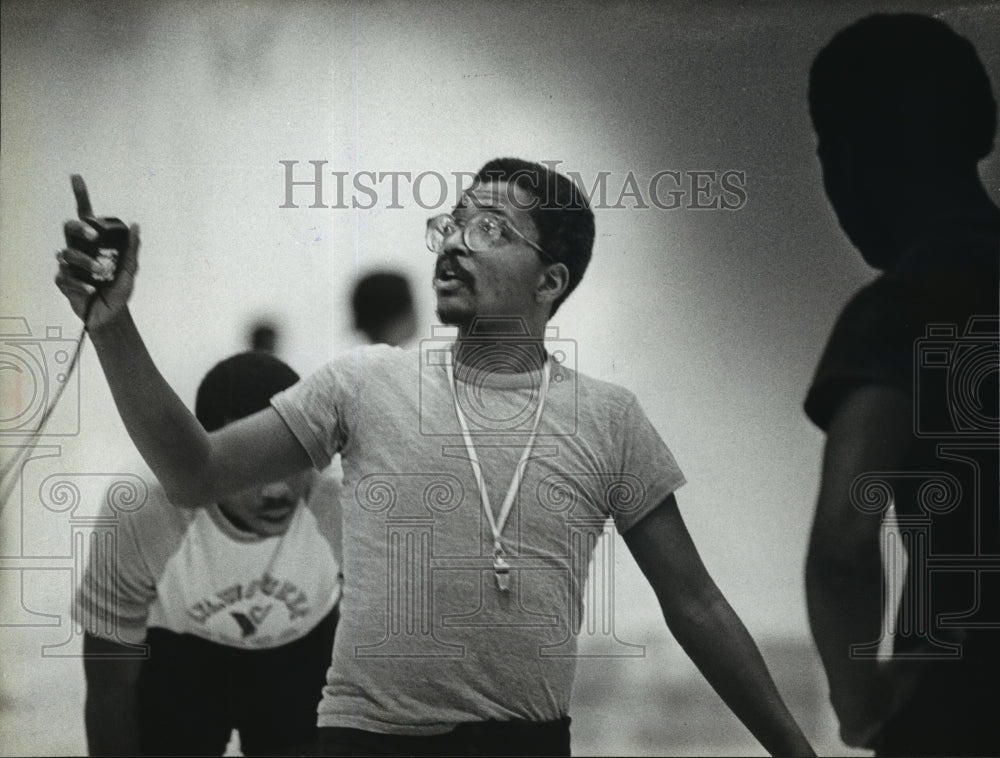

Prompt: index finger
[71,174,94,219]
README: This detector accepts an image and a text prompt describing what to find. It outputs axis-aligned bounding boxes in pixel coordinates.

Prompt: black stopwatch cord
[0,295,97,512]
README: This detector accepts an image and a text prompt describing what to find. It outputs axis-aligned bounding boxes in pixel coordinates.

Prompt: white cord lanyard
[446,358,550,591]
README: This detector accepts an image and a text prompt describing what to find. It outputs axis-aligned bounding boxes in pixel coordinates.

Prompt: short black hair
[195,352,299,432]
[474,158,595,316]
[808,13,996,163]
[351,271,414,341]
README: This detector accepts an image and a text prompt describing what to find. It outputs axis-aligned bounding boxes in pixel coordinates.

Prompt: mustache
[259,497,295,512]
[435,257,473,283]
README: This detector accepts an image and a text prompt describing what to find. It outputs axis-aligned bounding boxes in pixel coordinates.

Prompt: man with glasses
[56,159,813,756]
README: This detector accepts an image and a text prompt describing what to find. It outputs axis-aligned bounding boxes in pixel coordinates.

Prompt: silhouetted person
[351,271,416,346]
[804,14,1000,756]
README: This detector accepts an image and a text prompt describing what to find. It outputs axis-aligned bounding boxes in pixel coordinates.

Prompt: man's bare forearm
[665,590,815,756]
[625,498,815,755]
[88,308,214,505]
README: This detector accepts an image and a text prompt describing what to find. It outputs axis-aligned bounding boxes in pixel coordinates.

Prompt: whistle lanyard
[446,358,550,591]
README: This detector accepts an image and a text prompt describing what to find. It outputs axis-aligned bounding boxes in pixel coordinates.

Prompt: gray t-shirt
[271,343,685,734]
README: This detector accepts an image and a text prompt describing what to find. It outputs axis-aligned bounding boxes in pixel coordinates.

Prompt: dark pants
[318,717,572,757]
[138,607,339,756]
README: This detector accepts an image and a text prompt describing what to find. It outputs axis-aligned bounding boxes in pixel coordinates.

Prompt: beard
[435,297,473,328]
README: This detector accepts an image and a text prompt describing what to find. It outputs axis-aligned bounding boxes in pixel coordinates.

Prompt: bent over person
[58,159,814,756]
[78,352,342,756]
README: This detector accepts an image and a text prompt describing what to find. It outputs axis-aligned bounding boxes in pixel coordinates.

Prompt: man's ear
[536,262,570,306]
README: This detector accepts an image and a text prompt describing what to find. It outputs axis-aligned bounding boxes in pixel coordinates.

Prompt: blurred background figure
[351,271,417,347]
[248,318,281,355]
[804,13,1000,757]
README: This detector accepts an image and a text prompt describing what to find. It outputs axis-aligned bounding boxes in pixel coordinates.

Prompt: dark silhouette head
[809,14,997,268]
[352,271,417,346]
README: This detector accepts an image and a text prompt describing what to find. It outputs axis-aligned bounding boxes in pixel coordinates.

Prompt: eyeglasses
[426,211,551,260]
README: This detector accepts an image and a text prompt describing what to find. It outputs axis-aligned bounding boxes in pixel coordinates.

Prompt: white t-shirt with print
[76,472,341,649]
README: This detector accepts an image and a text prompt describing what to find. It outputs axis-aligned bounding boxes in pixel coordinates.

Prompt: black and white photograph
[1,1,998,755]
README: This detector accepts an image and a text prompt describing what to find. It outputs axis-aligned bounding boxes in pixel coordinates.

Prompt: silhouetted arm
[805,385,914,746]
[624,494,815,756]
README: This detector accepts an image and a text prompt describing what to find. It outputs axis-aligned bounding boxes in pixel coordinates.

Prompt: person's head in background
[248,319,280,355]
[352,271,417,346]
[195,352,313,537]
[808,13,998,269]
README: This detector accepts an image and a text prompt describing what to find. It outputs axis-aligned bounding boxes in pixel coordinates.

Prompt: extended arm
[54,182,311,506]
[82,634,144,756]
[85,308,310,506]
[624,494,815,756]
[805,385,913,746]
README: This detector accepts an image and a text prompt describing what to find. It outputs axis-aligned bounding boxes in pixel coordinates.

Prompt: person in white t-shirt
[78,352,342,756]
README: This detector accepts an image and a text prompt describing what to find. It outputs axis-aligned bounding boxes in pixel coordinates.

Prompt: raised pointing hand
[55,174,140,329]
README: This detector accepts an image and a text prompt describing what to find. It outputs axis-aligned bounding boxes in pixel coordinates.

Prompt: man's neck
[453,316,548,374]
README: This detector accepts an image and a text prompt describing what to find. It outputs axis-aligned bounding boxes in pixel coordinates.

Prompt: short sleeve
[610,394,687,534]
[271,358,354,470]
[804,280,912,432]
[75,500,157,645]
[306,469,343,565]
